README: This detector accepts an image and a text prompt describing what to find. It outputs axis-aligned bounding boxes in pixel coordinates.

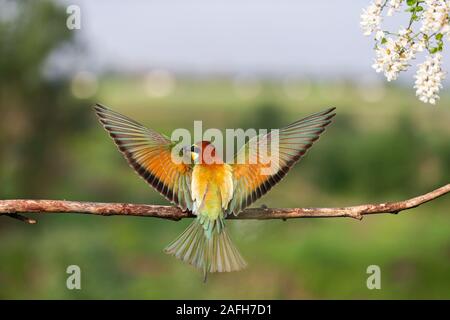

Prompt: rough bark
[1,184,448,224]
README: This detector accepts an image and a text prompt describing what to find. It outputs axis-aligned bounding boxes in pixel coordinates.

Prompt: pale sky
[59,0,450,81]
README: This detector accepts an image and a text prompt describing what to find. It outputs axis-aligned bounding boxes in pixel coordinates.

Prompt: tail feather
[164,219,247,277]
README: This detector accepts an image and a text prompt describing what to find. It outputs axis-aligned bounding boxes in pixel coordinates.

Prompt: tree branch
[0,184,448,224]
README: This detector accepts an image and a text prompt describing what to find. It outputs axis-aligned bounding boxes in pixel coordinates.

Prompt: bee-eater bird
[94,104,335,280]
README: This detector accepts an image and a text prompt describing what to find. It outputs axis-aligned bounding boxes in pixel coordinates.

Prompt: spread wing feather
[94,104,193,211]
[227,107,336,215]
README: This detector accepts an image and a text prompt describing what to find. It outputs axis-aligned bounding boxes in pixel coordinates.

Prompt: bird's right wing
[94,104,193,211]
[227,107,336,216]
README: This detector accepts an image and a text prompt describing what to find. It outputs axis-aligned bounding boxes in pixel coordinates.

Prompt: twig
[0,184,448,224]
[4,213,37,224]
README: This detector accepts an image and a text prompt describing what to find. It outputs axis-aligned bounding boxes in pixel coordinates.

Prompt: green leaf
[381,38,387,44]
[436,33,443,40]
[407,0,417,6]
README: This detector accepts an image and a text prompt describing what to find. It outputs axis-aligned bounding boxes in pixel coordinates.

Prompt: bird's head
[189,141,219,165]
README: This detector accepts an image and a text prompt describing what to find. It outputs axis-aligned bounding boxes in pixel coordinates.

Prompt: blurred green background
[0,0,449,299]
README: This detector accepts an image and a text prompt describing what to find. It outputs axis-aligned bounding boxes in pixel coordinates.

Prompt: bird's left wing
[227,107,336,216]
[94,104,193,211]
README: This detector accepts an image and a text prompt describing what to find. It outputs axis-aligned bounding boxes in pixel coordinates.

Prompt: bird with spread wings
[94,104,335,280]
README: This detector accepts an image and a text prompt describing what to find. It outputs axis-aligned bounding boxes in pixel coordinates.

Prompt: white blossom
[398,27,410,37]
[387,0,403,16]
[372,34,416,81]
[411,38,426,52]
[360,0,448,104]
[361,0,383,36]
[442,23,450,40]
[375,30,385,41]
[414,54,446,104]
[421,0,450,35]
